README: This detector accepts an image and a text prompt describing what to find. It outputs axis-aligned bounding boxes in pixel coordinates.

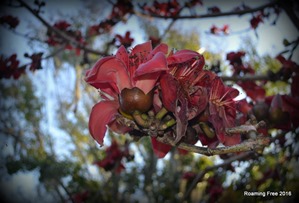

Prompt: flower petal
[134,52,168,94]
[151,137,172,158]
[85,57,132,93]
[116,45,129,68]
[89,101,119,146]
[135,52,168,76]
[131,41,152,57]
[148,43,168,60]
[160,73,178,111]
[167,50,203,65]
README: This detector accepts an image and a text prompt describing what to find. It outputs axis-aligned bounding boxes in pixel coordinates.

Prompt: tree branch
[117,114,270,156]
[135,1,278,20]
[155,134,270,156]
[221,74,270,81]
[16,0,107,56]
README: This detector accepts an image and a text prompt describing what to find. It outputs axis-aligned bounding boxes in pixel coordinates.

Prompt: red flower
[238,81,265,102]
[208,77,241,146]
[210,25,229,35]
[208,6,221,13]
[0,15,19,28]
[210,25,220,34]
[160,49,206,143]
[250,14,263,29]
[0,54,25,79]
[221,24,229,34]
[142,0,181,17]
[115,31,134,48]
[24,52,43,71]
[53,20,70,30]
[94,140,126,173]
[85,41,168,146]
[226,51,245,66]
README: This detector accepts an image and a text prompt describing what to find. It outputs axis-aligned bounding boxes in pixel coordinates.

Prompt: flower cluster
[85,41,242,158]
[93,140,132,173]
[0,15,19,29]
[0,54,24,79]
[46,20,85,55]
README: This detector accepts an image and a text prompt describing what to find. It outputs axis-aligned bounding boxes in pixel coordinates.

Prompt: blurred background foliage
[0,0,299,203]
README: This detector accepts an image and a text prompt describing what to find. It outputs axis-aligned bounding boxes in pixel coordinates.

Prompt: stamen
[98,89,115,101]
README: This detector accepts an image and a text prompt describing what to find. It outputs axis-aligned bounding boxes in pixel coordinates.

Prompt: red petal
[134,52,168,94]
[131,41,152,57]
[89,101,119,146]
[167,50,202,65]
[223,134,241,146]
[148,43,168,60]
[85,57,132,93]
[160,73,178,111]
[116,45,129,68]
[151,137,172,158]
[210,77,225,100]
[236,99,252,114]
[135,52,168,76]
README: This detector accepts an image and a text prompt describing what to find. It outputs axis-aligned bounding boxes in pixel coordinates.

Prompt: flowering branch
[135,0,278,19]
[155,133,270,156]
[116,115,270,156]
[16,0,106,56]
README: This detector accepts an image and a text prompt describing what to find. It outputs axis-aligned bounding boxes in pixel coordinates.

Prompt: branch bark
[155,134,270,156]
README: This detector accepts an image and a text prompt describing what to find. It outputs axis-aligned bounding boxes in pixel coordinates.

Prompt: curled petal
[85,57,132,93]
[167,50,203,66]
[134,52,168,94]
[148,43,168,60]
[89,101,119,146]
[135,52,168,76]
[151,137,172,158]
[131,41,152,57]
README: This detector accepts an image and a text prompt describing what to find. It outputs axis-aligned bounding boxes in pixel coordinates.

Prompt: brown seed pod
[119,87,154,114]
